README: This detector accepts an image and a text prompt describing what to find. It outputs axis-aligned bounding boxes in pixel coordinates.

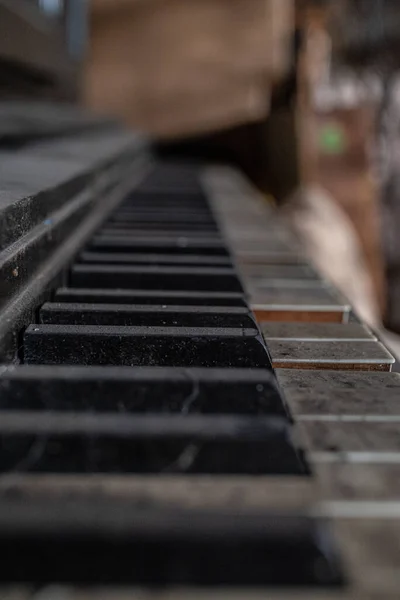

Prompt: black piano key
[136,178,203,194]
[122,191,207,205]
[136,183,204,193]
[101,223,219,233]
[70,265,244,292]
[112,210,214,220]
[0,366,286,415]
[107,224,218,234]
[54,288,248,306]
[23,325,271,368]
[108,214,216,226]
[0,413,307,475]
[0,505,342,585]
[39,303,257,329]
[117,199,210,208]
[90,235,228,255]
[121,201,209,210]
[79,251,232,267]
[111,207,214,215]
[98,226,223,236]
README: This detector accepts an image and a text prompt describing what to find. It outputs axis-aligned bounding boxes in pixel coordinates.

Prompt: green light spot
[319,125,347,155]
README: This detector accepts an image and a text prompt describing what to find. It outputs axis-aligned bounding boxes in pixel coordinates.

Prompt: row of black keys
[14,177,306,476]
[0,165,345,587]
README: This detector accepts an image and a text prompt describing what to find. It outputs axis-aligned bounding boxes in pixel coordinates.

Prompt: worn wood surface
[85,0,294,137]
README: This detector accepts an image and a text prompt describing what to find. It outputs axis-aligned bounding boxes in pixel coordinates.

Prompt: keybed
[0,162,397,598]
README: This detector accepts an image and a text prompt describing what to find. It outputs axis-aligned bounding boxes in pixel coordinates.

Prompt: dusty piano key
[224,223,297,235]
[121,193,208,205]
[212,205,270,217]
[54,288,247,306]
[236,252,309,266]
[119,203,210,210]
[283,386,400,418]
[314,462,400,501]
[96,233,225,246]
[107,199,212,211]
[78,252,232,267]
[211,199,276,213]
[276,368,400,418]
[226,236,300,252]
[115,200,211,211]
[112,216,215,226]
[136,165,200,180]
[23,325,271,368]
[97,220,221,231]
[249,279,328,291]
[105,204,211,213]
[39,303,257,329]
[107,222,218,233]
[275,369,400,390]
[0,414,307,475]
[107,217,216,228]
[93,231,222,243]
[100,223,219,233]
[216,212,277,225]
[215,206,274,217]
[6,592,375,600]
[239,264,322,281]
[219,213,274,222]
[136,180,203,192]
[135,181,204,192]
[221,217,296,230]
[0,366,286,415]
[223,214,292,224]
[70,265,244,292]
[215,209,282,222]
[262,322,376,342]
[300,419,400,453]
[0,503,342,586]
[328,518,400,597]
[104,210,217,219]
[223,228,293,242]
[0,473,315,512]
[249,286,350,323]
[136,176,202,193]
[112,201,212,211]
[136,181,203,192]
[210,196,271,210]
[268,340,395,371]
[90,235,228,255]
[108,212,216,224]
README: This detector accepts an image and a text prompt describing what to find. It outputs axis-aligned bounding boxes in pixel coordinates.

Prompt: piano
[0,102,399,599]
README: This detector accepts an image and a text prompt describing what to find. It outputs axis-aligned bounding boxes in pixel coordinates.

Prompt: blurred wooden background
[84,0,386,326]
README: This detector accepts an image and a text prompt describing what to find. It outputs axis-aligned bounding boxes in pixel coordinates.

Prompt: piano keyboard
[0,146,399,598]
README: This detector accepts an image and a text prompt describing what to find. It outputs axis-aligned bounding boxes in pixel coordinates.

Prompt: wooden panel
[85,0,293,137]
